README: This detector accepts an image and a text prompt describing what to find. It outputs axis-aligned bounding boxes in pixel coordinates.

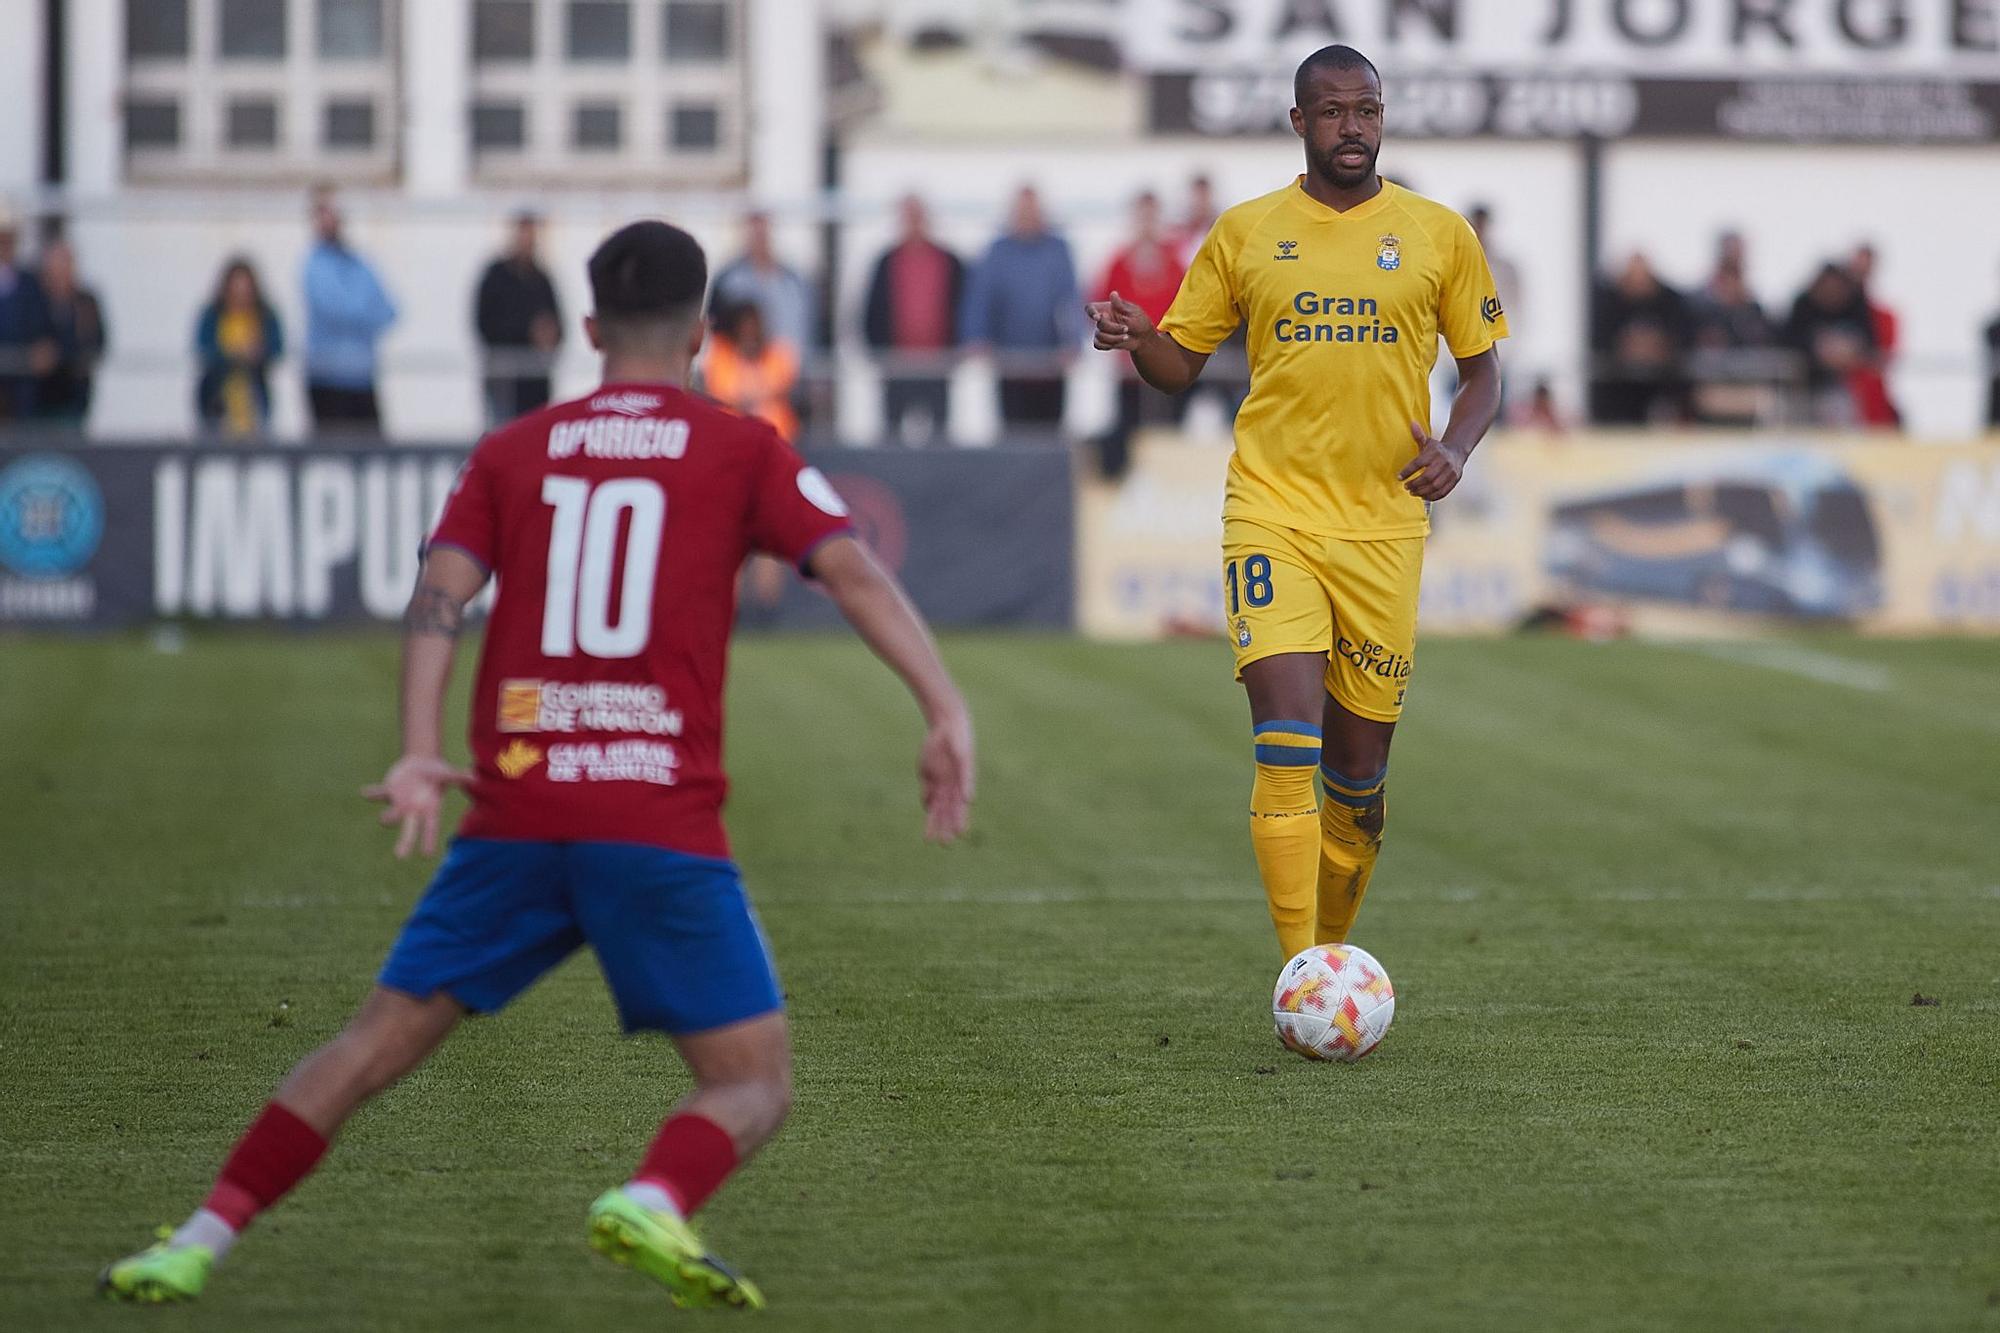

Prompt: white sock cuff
[620,1180,681,1218]
[171,1207,239,1259]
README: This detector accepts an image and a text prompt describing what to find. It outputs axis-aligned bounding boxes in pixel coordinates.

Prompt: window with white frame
[123,0,401,183]
[469,0,748,185]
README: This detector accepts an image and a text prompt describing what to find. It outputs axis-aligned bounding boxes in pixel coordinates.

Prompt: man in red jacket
[1092,191,1188,477]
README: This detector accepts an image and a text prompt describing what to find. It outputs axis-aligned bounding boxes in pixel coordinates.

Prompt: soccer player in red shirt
[100,221,976,1310]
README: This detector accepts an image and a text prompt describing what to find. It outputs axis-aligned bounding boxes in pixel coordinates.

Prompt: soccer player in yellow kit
[1088,44,1508,959]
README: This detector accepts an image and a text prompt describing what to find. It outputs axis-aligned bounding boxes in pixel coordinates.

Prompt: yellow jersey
[1159,178,1509,538]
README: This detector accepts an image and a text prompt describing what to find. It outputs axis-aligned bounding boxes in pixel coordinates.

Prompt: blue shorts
[378,839,782,1035]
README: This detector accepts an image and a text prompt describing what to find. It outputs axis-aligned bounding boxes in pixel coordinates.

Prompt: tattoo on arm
[404,584,467,637]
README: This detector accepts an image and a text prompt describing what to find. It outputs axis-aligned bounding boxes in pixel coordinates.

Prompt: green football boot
[587,1189,765,1311]
[98,1229,213,1304]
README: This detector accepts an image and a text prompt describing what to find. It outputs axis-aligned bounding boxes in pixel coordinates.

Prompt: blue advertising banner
[0,442,1074,630]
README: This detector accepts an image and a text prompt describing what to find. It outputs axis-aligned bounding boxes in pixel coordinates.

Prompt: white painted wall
[0,1,43,199]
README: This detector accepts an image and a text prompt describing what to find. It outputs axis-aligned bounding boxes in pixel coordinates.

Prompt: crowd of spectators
[1589,232,1914,430]
[7,189,2000,443]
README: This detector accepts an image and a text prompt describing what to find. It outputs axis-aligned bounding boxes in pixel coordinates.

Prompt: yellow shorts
[1221,517,1425,723]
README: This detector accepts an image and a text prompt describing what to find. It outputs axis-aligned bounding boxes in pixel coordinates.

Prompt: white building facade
[0,0,821,440]
[3,0,1999,442]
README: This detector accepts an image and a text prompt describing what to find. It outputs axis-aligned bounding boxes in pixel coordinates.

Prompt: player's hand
[1398,421,1470,502]
[918,706,975,844]
[1086,292,1154,352]
[362,755,474,859]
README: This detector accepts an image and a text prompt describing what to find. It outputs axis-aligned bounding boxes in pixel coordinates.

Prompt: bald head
[1294,44,1379,107]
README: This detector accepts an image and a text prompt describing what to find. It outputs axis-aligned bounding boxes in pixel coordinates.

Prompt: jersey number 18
[540,476,664,659]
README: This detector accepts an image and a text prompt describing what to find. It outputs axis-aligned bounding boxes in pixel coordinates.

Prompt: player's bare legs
[1317,691,1395,944]
[669,1011,794,1153]
[1242,651,1326,728]
[97,985,465,1303]
[586,1011,790,1309]
[274,987,466,1135]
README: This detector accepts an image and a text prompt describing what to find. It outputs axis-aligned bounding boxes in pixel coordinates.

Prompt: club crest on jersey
[1274,240,1300,261]
[1376,235,1402,271]
[1235,617,1253,648]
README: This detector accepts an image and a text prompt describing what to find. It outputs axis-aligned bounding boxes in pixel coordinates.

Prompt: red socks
[202,1102,330,1231]
[197,1104,735,1235]
[633,1114,739,1217]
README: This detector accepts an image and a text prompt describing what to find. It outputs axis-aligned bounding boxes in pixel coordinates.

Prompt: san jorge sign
[1130,0,2000,140]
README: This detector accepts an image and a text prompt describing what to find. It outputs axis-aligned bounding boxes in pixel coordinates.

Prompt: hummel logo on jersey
[1274,240,1300,261]
[589,390,663,416]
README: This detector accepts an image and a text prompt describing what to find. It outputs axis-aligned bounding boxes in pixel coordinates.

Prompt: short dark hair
[588,220,708,325]
[1294,44,1380,106]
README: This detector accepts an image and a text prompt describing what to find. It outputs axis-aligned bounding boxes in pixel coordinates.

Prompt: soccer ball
[1272,944,1395,1061]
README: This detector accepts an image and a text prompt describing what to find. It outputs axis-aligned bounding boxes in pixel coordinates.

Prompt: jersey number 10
[540,476,664,658]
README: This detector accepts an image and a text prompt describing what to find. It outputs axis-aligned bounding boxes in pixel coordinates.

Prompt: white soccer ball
[1272,944,1396,1062]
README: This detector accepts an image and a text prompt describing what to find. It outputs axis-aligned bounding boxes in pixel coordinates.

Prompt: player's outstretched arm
[811,535,974,844]
[361,546,484,858]
[1085,291,1208,395]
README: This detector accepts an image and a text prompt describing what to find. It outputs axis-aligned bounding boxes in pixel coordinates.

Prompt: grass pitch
[3,630,1997,1331]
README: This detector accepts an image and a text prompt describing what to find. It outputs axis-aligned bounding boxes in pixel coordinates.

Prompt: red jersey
[428,382,852,858]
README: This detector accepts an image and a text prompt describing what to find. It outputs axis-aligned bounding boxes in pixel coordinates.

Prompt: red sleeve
[428,436,503,570]
[748,430,853,572]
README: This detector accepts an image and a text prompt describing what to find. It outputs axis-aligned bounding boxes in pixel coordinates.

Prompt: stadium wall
[0,443,1072,630]
[1077,434,2000,639]
[9,434,2000,636]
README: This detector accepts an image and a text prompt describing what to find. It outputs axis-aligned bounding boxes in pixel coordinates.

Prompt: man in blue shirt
[0,205,54,421]
[960,186,1079,434]
[303,188,396,433]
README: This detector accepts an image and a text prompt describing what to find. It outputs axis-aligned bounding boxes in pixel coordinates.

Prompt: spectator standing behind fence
[701,302,800,442]
[1589,253,1690,425]
[196,258,285,438]
[28,237,105,427]
[1467,204,1522,332]
[1510,377,1566,433]
[302,188,396,433]
[961,185,1079,432]
[1092,190,1186,477]
[1985,276,2000,430]
[0,204,52,421]
[862,195,964,446]
[1844,243,1901,430]
[1784,262,1877,428]
[474,211,562,427]
[1172,174,1249,422]
[1688,252,1777,426]
[712,211,815,367]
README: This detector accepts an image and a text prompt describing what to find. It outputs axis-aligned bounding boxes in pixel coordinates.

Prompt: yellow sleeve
[1439,216,1509,357]
[1158,222,1242,355]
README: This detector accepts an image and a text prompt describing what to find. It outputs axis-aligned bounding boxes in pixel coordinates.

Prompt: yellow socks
[1316,764,1386,944]
[1250,722,1323,958]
